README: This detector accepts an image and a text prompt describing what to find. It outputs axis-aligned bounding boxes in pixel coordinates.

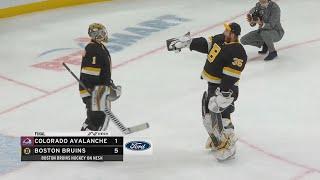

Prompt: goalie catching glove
[166,32,191,52]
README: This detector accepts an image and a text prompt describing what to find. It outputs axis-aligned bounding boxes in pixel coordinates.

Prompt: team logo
[125,141,151,151]
[23,148,31,155]
[21,137,34,147]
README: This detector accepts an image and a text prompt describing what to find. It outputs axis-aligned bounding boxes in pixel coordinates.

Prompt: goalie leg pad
[204,118,235,151]
[202,114,224,148]
[91,86,110,111]
[202,91,224,149]
[213,117,238,161]
[81,110,106,131]
[214,132,238,161]
[81,86,109,131]
[202,93,237,154]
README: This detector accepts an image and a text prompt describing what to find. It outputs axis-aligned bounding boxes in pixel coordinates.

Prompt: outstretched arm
[189,37,211,54]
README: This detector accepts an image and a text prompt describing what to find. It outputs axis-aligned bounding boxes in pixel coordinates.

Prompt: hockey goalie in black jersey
[79,23,121,131]
[167,22,247,161]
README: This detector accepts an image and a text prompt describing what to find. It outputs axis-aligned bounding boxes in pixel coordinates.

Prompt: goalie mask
[88,23,108,42]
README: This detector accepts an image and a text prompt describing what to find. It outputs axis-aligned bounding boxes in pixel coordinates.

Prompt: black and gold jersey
[79,40,112,99]
[190,34,247,92]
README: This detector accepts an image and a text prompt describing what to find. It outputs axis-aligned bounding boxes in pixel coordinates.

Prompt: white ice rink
[0,0,320,179]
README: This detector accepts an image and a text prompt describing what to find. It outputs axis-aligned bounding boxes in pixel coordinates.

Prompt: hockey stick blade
[104,108,150,135]
[124,123,150,134]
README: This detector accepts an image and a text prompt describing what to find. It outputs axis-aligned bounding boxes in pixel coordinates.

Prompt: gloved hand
[107,80,122,102]
[166,32,191,52]
[208,88,234,113]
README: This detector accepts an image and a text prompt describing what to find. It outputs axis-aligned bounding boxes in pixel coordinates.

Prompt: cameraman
[240,0,284,61]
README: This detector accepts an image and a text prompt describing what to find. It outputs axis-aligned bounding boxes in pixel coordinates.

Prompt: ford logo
[125,141,151,151]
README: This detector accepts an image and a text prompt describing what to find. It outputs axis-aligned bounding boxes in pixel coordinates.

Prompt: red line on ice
[249,38,320,61]
[0,75,49,94]
[0,83,76,116]
[239,139,320,173]
[291,169,316,180]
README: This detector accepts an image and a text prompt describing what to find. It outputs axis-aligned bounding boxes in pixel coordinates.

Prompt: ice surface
[0,0,319,179]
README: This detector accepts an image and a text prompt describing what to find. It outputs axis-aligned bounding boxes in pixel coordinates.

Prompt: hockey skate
[213,132,238,161]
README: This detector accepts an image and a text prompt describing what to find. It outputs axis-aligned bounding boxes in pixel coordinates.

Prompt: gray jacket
[250,1,284,35]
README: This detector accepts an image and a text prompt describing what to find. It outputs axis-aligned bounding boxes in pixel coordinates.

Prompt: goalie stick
[62,62,149,134]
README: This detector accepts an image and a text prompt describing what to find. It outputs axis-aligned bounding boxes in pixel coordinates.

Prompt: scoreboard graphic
[21,136,123,161]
